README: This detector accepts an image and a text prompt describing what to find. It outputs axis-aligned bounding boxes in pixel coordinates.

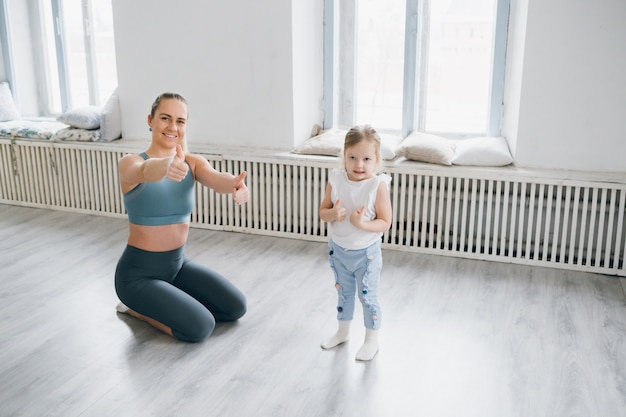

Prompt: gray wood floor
[1,203,625,417]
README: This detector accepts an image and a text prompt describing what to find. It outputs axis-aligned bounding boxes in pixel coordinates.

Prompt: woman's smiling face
[148,98,188,148]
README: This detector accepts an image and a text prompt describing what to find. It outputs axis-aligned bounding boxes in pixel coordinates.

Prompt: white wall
[292,0,325,142]
[112,0,625,173]
[112,0,322,151]
[504,0,626,173]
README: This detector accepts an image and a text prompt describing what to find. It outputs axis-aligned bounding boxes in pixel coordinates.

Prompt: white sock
[115,302,129,314]
[355,328,379,361]
[321,320,351,349]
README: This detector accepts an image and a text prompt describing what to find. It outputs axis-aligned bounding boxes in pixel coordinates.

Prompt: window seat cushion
[292,128,402,160]
[0,120,67,140]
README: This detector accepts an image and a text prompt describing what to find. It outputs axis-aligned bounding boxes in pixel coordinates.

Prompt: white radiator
[2,139,625,276]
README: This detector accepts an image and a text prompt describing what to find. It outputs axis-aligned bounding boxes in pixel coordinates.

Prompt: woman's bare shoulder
[184,152,212,170]
[119,152,144,162]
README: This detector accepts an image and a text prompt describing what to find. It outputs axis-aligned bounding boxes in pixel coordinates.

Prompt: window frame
[51,0,103,110]
[0,0,16,103]
[0,0,115,115]
[323,0,510,138]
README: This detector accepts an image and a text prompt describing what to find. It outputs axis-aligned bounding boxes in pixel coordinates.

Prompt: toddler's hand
[349,206,366,229]
[333,199,347,222]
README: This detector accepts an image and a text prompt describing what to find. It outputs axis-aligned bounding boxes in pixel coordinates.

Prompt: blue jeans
[328,239,382,330]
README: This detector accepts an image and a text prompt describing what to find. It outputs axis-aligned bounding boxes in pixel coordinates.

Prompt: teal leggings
[115,245,247,342]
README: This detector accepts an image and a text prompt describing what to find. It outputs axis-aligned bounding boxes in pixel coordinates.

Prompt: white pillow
[12,120,66,140]
[0,82,21,122]
[397,131,456,165]
[293,128,401,160]
[100,88,121,141]
[292,129,345,157]
[379,133,402,160]
[57,105,101,129]
[51,127,102,142]
[451,136,513,166]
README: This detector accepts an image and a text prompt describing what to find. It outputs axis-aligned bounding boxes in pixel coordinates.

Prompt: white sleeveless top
[328,168,392,250]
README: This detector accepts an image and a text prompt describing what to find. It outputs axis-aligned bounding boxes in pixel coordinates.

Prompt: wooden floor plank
[1,204,625,417]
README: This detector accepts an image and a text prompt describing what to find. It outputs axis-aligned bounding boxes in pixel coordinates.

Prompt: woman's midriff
[127,223,190,252]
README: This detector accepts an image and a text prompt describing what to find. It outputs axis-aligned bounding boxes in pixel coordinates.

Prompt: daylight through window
[326,0,508,137]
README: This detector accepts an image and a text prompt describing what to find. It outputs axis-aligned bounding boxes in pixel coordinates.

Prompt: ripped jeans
[328,239,382,330]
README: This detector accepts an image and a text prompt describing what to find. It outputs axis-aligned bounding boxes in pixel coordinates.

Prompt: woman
[115,92,248,342]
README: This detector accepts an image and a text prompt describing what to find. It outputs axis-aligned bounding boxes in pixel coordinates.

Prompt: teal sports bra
[123,152,195,226]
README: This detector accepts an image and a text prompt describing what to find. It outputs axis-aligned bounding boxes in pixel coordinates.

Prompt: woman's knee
[223,294,247,322]
[174,314,216,343]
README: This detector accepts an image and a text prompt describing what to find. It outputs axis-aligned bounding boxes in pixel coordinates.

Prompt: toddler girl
[319,125,392,361]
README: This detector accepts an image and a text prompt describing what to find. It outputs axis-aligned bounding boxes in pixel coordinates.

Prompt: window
[324,0,509,137]
[0,0,117,117]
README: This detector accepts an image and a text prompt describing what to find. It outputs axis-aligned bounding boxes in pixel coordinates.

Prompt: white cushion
[51,127,102,142]
[397,131,456,165]
[57,105,101,129]
[100,88,122,141]
[293,128,401,160]
[379,133,402,160]
[293,129,344,157]
[451,136,513,166]
[0,120,66,140]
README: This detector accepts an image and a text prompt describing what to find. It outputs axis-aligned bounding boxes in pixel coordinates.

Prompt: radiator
[2,139,625,276]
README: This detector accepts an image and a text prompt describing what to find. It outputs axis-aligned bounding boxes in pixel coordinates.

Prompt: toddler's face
[344,140,378,182]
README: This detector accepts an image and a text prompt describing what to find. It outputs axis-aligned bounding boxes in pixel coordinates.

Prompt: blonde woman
[115,92,248,342]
